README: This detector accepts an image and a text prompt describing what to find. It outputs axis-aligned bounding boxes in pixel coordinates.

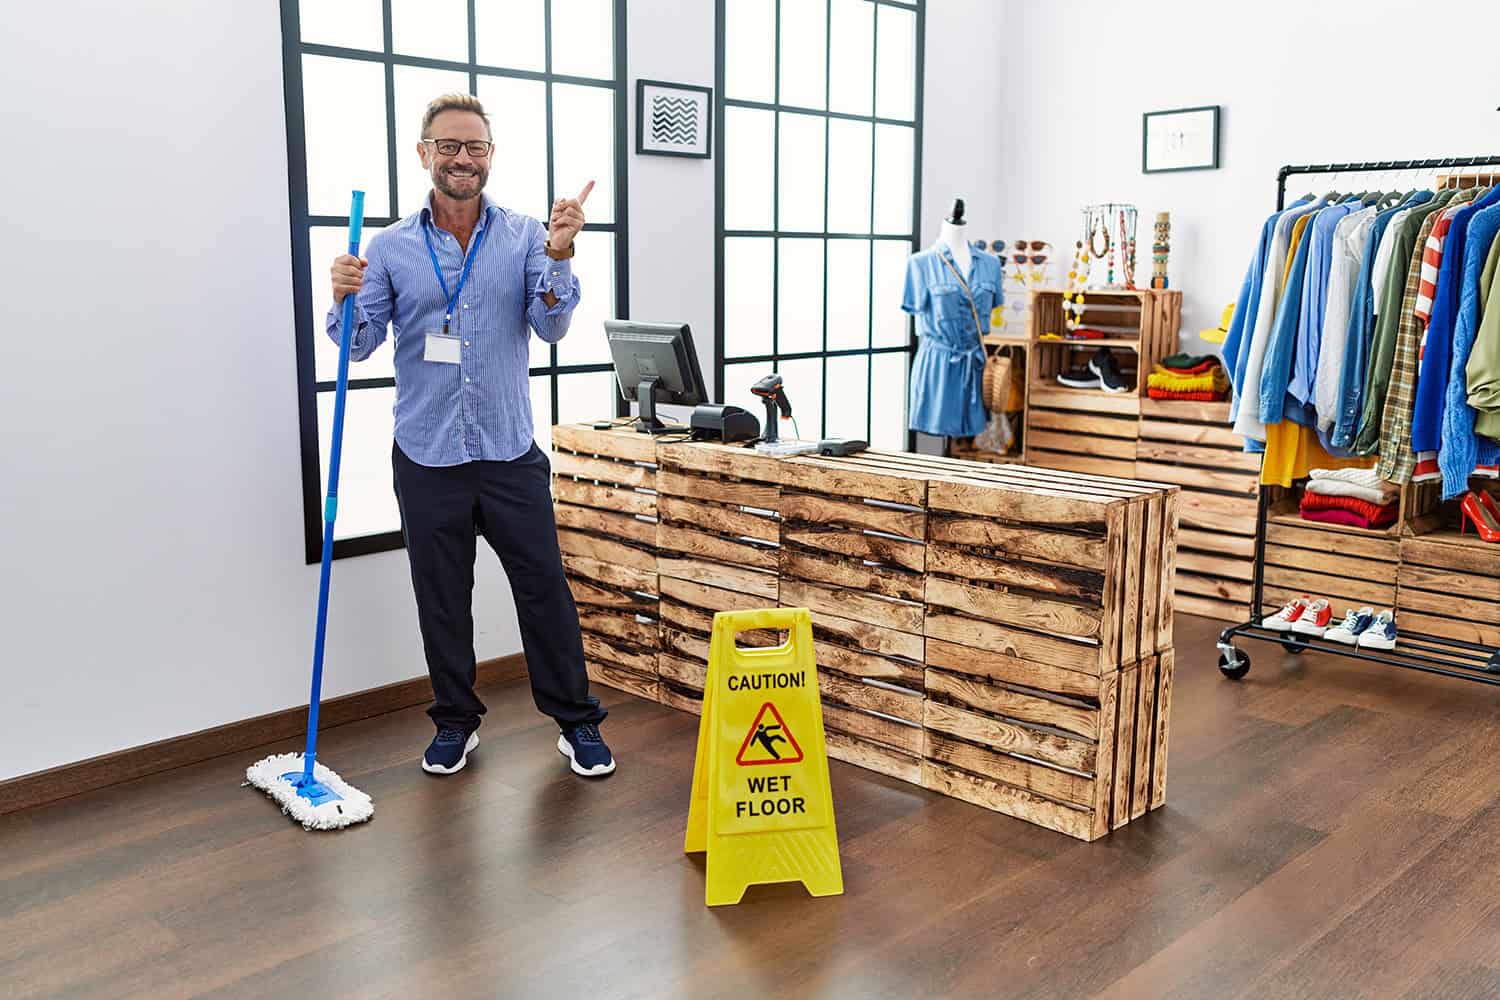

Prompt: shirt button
[465,377,471,383]
[463,303,469,309]
[464,340,470,346]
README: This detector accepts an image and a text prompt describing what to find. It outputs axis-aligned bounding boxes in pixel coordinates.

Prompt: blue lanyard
[422,214,489,334]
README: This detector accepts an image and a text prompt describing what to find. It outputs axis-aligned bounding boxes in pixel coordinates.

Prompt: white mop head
[245,753,374,831]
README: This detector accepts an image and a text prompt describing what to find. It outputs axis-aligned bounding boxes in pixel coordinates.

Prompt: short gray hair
[421,93,492,139]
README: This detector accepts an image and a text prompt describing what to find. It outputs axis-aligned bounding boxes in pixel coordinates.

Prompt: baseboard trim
[0,653,527,817]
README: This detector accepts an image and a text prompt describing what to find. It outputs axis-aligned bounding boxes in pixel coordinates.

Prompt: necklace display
[1079,203,1139,290]
[1063,239,1090,331]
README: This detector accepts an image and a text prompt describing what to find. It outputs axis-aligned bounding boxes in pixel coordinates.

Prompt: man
[328,93,613,778]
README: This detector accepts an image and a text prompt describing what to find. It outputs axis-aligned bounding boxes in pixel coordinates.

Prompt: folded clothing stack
[1147,353,1230,401]
[1300,467,1400,530]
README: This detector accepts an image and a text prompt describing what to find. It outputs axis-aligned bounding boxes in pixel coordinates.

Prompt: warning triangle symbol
[735,702,804,766]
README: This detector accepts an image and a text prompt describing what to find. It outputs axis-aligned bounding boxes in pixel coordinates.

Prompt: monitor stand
[634,377,667,433]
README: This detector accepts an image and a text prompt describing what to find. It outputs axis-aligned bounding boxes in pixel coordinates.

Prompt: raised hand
[548,180,593,252]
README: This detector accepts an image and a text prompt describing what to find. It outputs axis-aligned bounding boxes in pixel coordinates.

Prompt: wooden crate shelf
[551,424,662,703]
[1261,503,1401,616]
[922,647,1173,841]
[1398,527,1500,647]
[1023,288,1182,482]
[1135,398,1259,623]
[553,429,1181,841]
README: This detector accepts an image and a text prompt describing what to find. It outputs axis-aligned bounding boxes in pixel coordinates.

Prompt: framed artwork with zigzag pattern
[637,79,713,159]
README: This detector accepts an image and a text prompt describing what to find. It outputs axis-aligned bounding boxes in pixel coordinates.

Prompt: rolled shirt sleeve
[526,220,581,343]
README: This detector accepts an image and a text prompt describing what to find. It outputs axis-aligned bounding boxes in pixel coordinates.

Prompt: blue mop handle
[303,190,365,779]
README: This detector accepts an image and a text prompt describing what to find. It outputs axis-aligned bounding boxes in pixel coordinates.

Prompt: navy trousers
[392,440,605,732]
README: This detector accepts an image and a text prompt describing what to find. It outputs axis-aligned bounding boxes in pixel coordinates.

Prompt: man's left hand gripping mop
[246,190,374,830]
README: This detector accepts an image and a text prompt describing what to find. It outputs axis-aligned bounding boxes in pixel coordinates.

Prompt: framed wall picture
[636,79,712,159]
[1142,105,1220,173]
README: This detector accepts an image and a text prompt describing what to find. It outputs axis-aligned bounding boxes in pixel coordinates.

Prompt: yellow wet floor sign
[684,607,843,906]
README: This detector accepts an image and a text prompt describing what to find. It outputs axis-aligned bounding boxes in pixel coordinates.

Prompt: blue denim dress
[903,243,1002,437]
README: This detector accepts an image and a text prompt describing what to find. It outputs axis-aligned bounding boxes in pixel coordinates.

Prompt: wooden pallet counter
[654,440,784,714]
[923,649,1174,841]
[551,424,661,703]
[550,427,1181,841]
[777,454,930,783]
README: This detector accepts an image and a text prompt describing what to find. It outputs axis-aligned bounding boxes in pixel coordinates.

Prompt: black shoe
[1089,348,1131,394]
[422,727,478,774]
[1056,366,1101,389]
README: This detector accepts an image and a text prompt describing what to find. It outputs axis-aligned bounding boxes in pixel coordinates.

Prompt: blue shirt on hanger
[1259,211,1320,425]
[1287,202,1355,411]
[1439,201,1500,497]
[1412,185,1500,456]
[1331,191,1433,448]
[1223,200,1310,423]
[903,243,1002,438]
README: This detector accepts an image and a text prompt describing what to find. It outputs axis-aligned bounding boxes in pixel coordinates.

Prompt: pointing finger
[576,180,595,205]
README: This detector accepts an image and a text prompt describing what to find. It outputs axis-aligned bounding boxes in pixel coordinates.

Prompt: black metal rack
[1216,155,1500,685]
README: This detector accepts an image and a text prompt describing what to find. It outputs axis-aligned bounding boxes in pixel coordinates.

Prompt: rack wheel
[1281,640,1307,655]
[1218,648,1250,680]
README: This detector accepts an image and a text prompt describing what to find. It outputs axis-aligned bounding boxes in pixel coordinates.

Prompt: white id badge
[424,330,462,364]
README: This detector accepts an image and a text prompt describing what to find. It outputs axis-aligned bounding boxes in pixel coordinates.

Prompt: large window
[715,0,923,450]
[280,0,628,562]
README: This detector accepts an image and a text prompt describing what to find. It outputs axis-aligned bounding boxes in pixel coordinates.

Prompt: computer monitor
[604,320,710,433]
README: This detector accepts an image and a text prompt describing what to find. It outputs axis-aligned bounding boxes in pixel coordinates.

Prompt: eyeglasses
[1012,253,1048,265]
[1014,240,1050,251]
[423,138,493,158]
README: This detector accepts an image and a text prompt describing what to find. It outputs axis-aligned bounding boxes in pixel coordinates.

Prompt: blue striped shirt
[326,192,579,467]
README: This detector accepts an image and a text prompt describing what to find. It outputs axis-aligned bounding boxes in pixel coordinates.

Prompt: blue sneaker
[558,723,616,777]
[422,727,479,775]
[1325,607,1375,645]
[1358,610,1398,650]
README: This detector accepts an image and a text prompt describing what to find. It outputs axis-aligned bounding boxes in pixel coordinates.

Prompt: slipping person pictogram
[735,702,804,766]
[752,723,788,760]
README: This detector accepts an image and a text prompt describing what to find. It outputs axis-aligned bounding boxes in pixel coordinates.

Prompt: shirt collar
[419,191,498,234]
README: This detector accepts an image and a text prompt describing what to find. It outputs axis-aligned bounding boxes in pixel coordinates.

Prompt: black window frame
[280,0,630,564]
[713,0,925,443]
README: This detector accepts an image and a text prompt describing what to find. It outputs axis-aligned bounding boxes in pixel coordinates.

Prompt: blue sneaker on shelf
[558,723,616,777]
[422,727,479,775]
[1325,607,1375,645]
[1358,610,1398,650]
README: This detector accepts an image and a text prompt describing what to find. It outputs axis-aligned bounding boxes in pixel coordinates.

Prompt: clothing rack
[1216,155,1500,686]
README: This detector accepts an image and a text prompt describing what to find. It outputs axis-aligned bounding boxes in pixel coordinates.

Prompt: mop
[246,190,374,830]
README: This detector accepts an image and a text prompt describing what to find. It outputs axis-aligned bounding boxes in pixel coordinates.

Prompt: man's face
[418,110,492,200]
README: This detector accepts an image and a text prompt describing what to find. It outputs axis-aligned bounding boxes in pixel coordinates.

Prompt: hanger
[1375,161,1404,210]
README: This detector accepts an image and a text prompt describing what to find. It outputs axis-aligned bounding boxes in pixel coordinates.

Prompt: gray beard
[435,169,486,200]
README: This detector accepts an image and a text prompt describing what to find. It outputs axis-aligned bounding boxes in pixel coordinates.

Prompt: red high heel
[1460,492,1500,543]
[1477,488,1500,523]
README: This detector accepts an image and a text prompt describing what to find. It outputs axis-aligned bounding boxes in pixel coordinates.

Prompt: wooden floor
[7,613,1500,999]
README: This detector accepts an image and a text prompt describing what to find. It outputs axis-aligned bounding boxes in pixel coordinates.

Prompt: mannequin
[902,195,1002,444]
[938,197,971,277]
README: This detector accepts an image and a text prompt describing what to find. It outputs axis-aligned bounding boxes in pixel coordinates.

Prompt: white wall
[0,3,525,781]
[626,0,718,400]
[0,0,1016,780]
[919,1,1011,246]
[1001,0,1500,351]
